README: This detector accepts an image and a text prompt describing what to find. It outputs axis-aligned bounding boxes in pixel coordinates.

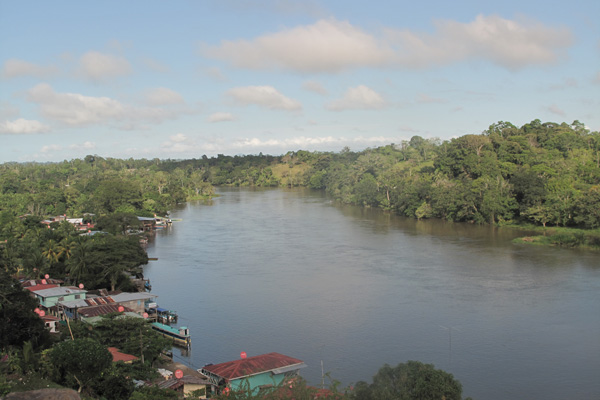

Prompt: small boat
[151,322,191,348]
[150,307,178,324]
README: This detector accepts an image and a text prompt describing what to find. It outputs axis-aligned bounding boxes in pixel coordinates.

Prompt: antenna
[439,325,461,368]
[321,360,324,389]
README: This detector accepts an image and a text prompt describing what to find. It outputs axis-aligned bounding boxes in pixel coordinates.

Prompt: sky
[1,0,599,163]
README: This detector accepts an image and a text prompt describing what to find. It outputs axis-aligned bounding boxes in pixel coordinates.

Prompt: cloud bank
[203,15,572,72]
[327,85,386,111]
[227,86,302,110]
[0,118,50,134]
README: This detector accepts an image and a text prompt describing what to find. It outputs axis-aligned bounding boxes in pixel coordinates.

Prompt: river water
[143,187,600,400]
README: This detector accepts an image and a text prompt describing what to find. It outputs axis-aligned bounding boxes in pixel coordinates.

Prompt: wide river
[143,187,600,400]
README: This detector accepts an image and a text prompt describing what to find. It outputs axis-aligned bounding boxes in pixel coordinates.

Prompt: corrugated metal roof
[21,278,63,287]
[110,292,157,302]
[25,284,58,292]
[61,292,154,308]
[78,304,133,317]
[31,286,86,297]
[60,295,113,308]
[202,353,305,381]
[157,379,184,390]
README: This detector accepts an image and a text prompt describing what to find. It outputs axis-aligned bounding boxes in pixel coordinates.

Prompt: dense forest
[1,119,599,230]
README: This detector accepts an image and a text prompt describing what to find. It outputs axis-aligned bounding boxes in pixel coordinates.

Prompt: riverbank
[507,224,600,250]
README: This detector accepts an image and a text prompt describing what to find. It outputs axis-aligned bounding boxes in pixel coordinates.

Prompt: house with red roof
[200,352,306,396]
[41,315,60,333]
[108,347,139,364]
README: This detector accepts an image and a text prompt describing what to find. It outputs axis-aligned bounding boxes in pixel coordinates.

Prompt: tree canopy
[352,361,464,400]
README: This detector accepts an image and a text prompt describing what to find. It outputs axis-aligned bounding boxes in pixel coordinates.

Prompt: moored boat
[148,307,178,324]
[151,322,191,348]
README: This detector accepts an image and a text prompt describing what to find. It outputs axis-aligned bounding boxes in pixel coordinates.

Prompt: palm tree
[66,239,91,286]
[42,240,60,265]
[58,238,75,261]
[22,248,47,279]
[102,261,129,292]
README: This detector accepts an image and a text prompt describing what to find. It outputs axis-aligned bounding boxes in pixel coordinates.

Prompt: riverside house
[200,352,307,395]
[58,292,157,320]
[29,286,87,311]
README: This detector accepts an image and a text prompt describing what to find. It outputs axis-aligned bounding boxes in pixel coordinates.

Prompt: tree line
[1,119,598,230]
[164,119,600,229]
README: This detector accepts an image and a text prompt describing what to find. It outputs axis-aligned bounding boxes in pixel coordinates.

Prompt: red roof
[108,347,139,363]
[25,284,58,292]
[78,304,133,317]
[21,278,63,287]
[202,353,305,380]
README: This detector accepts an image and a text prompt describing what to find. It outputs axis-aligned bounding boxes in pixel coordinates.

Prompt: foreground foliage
[352,361,466,400]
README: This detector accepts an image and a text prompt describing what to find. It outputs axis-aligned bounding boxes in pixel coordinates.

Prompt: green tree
[96,212,142,236]
[49,338,112,394]
[352,361,463,400]
[0,269,50,351]
[94,315,171,365]
[65,238,93,286]
[354,173,379,206]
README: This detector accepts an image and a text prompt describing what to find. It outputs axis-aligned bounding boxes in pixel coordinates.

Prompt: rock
[4,388,80,400]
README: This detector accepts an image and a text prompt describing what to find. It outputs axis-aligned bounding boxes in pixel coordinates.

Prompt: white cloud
[203,16,571,72]
[416,94,447,103]
[227,86,302,110]
[207,112,235,122]
[0,118,50,134]
[79,51,132,80]
[228,135,399,152]
[69,141,96,150]
[303,80,328,95]
[26,83,196,128]
[142,58,170,73]
[41,144,62,153]
[144,87,185,106]
[327,85,386,111]
[594,71,600,84]
[0,102,20,120]
[161,133,197,153]
[2,59,58,79]
[386,14,572,69]
[203,67,227,81]
[203,18,394,73]
[27,83,126,126]
[546,104,566,116]
[170,133,188,143]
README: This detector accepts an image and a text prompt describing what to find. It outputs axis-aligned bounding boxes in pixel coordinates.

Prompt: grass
[508,224,600,250]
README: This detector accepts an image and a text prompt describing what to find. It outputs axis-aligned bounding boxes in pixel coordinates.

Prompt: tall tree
[352,361,463,400]
[49,338,112,394]
[0,269,50,351]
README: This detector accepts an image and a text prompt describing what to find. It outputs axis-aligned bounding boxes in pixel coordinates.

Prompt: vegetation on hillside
[1,120,598,232]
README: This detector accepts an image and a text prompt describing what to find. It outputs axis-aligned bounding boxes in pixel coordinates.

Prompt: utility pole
[140,328,145,364]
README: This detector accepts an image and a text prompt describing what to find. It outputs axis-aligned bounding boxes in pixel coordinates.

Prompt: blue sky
[1,0,598,162]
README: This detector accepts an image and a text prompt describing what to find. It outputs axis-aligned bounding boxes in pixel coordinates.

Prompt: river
[143,187,600,400]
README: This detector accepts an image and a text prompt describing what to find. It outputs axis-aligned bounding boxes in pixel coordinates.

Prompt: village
[8,214,320,400]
